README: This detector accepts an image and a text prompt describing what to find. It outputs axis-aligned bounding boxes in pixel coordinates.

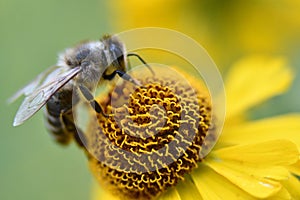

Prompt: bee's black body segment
[11,34,152,147]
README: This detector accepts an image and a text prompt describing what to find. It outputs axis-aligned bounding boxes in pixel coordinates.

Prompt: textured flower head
[87,66,218,199]
[90,56,300,200]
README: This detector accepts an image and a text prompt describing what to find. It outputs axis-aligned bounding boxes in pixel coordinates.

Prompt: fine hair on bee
[9,34,154,147]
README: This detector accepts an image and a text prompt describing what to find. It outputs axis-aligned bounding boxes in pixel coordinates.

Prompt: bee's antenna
[127,52,155,75]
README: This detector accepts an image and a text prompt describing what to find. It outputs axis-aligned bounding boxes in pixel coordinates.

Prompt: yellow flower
[108,0,300,67]
[90,56,300,199]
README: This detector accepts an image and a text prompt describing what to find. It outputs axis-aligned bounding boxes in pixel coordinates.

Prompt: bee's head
[101,35,126,71]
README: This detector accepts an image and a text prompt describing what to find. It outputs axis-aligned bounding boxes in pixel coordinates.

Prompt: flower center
[88,67,214,199]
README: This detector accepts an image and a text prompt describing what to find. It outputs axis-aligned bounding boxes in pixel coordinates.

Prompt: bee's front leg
[103,69,142,86]
[78,84,108,117]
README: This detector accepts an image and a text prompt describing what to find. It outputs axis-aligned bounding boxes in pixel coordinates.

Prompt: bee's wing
[13,66,81,126]
[8,66,61,103]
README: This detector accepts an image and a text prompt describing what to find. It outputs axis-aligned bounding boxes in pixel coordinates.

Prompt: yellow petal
[225,56,293,119]
[220,114,300,150]
[208,158,290,181]
[205,159,282,198]
[213,140,299,166]
[266,187,291,200]
[175,175,203,200]
[91,181,119,200]
[191,164,257,200]
[282,175,300,199]
[159,187,181,200]
[287,160,300,176]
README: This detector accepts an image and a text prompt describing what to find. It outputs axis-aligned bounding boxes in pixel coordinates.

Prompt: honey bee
[10,35,152,146]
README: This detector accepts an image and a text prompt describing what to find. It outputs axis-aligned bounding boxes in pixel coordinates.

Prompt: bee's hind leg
[78,85,108,117]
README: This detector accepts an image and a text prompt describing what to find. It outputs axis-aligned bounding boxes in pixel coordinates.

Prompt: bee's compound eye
[110,44,123,58]
[109,43,115,51]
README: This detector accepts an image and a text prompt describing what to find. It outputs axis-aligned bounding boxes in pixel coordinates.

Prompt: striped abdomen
[44,89,84,146]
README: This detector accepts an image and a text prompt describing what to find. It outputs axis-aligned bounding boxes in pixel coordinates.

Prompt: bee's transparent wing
[13,67,81,126]
[8,66,61,103]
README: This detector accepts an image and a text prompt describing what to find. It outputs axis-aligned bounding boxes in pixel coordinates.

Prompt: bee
[10,35,153,146]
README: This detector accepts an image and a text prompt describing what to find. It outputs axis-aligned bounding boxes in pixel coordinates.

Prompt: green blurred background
[0,1,110,200]
[1,1,300,200]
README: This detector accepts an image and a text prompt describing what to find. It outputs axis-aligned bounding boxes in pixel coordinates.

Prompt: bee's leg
[127,52,155,75]
[72,126,87,148]
[78,85,108,117]
[103,70,142,86]
[61,110,87,148]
